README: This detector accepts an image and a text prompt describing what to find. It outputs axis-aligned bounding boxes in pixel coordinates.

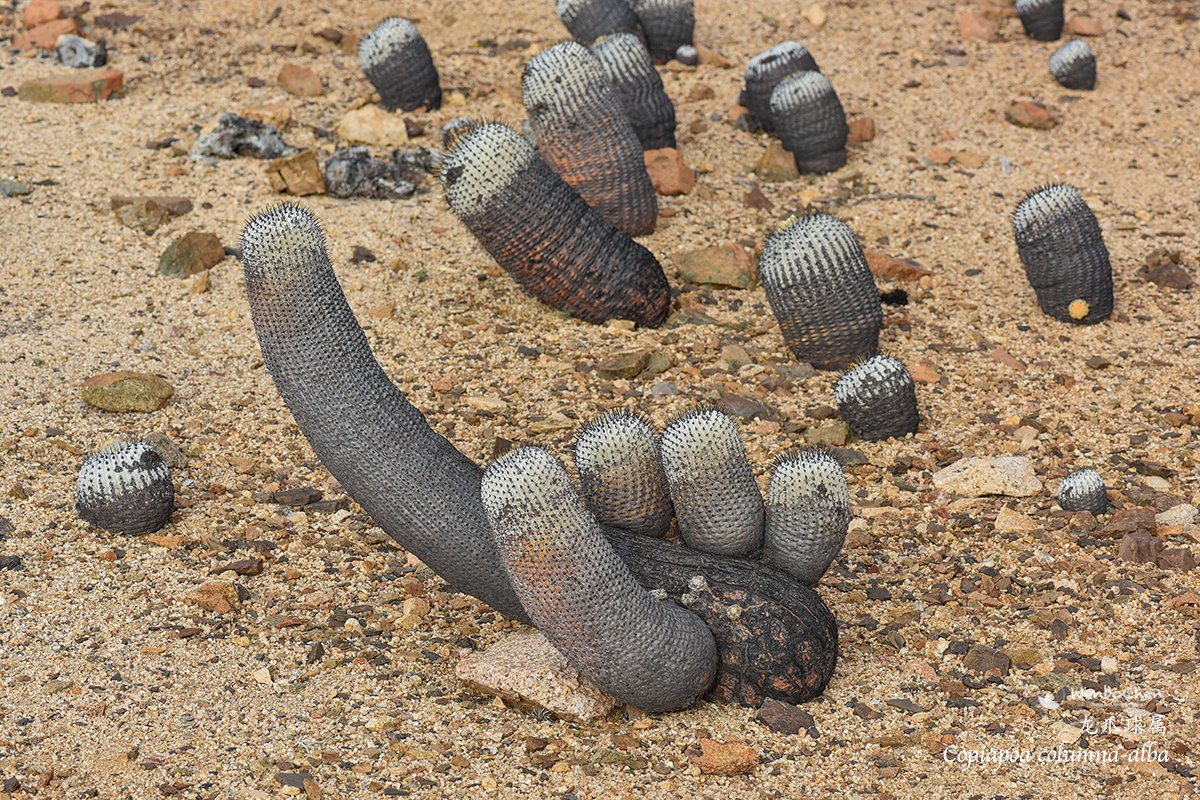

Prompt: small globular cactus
[769,71,848,174]
[834,355,920,441]
[659,409,764,557]
[627,0,693,62]
[523,41,658,236]
[557,0,641,45]
[1015,0,1064,41]
[739,41,820,133]
[1012,185,1113,325]
[1058,468,1109,514]
[1050,40,1096,90]
[590,33,677,150]
[440,122,670,326]
[574,410,673,538]
[76,440,174,534]
[760,214,883,370]
[359,18,442,112]
[763,451,850,585]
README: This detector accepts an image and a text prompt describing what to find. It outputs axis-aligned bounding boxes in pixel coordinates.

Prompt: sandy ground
[1,0,1199,797]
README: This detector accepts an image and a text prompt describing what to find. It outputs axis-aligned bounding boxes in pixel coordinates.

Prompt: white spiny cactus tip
[523,41,609,115]
[556,0,605,23]
[76,440,169,500]
[1013,184,1087,232]
[358,18,421,70]
[575,410,659,474]
[759,213,864,283]
[768,451,849,507]
[660,409,745,471]
[240,203,329,274]
[439,123,537,217]
[1050,40,1093,70]
[482,447,572,513]
[746,41,811,78]
[1016,0,1058,12]
[769,71,836,112]
[1059,468,1105,499]
[592,32,652,72]
[834,355,912,405]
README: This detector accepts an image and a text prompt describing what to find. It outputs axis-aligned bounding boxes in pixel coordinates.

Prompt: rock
[277,63,323,97]
[1065,15,1104,36]
[756,140,800,182]
[455,631,619,723]
[742,184,773,211]
[465,395,508,414]
[114,199,170,234]
[650,381,678,396]
[847,116,876,143]
[1157,504,1198,528]
[94,12,141,30]
[1005,101,1057,130]
[853,702,883,720]
[925,146,954,165]
[323,148,418,199]
[863,249,930,281]
[690,738,759,775]
[953,150,986,168]
[18,68,123,103]
[265,151,326,196]
[932,456,1042,497]
[805,421,849,447]
[158,232,225,277]
[718,390,776,421]
[595,349,651,380]
[908,363,940,384]
[672,243,755,288]
[756,698,815,735]
[191,114,294,160]
[994,506,1036,533]
[1143,251,1192,291]
[0,179,33,198]
[15,17,78,50]
[1118,531,1163,565]
[959,8,1000,41]
[337,104,409,147]
[1008,647,1045,669]
[643,148,695,195]
[80,371,174,413]
[111,195,193,217]
[803,3,827,28]
[24,0,65,28]
[185,580,240,614]
[694,43,733,68]
[241,103,292,131]
[56,35,107,68]
[989,347,1026,370]
[1158,548,1196,572]
[1097,507,1155,538]
[1085,355,1111,370]
[142,432,187,471]
[962,644,1011,675]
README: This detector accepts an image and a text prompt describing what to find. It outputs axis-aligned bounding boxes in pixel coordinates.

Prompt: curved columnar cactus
[76,440,174,534]
[760,214,882,370]
[241,205,839,710]
[739,41,820,133]
[769,71,848,174]
[574,410,673,538]
[359,18,442,112]
[763,452,850,585]
[834,355,920,441]
[523,42,658,236]
[1050,40,1096,90]
[627,0,694,62]
[591,33,677,150]
[557,0,641,45]
[660,409,764,557]
[440,122,669,327]
[1015,0,1064,41]
[1058,468,1109,514]
[483,447,717,712]
[1012,185,1113,325]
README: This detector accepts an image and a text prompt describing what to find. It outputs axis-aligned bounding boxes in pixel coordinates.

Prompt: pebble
[690,738,759,775]
[24,0,65,28]
[643,148,695,195]
[241,103,292,130]
[0,179,33,197]
[1117,531,1162,564]
[595,349,651,380]
[853,702,883,720]
[959,8,1000,41]
[994,506,1036,533]
[191,114,294,160]
[908,363,940,384]
[1065,15,1104,36]
[962,644,1011,675]
[55,34,107,68]
[18,68,123,103]
[742,184,773,210]
[803,3,827,28]
[114,199,169,234]
[1157,504,1198,528]
[465,396,508,414]
[847,116,876,143]
[863,249,931,281]
[1097,506,1155,537]
[1005,101,1057,130]
[650,381,678,396]
[1142,249,1192,290]
[932,456,1042,497]
[718,390,776,421]
[672,243,755,288]
[80,371,174,413]
[158,232,225,277]
[925,146,953,165]
[265,151,326,196]
[756,698,816,735]
[756,140,800,182]
[337,105,409,147]
[277,63,323,97]
[14,17,79,50]
[1085,355,1111,369]
[111,195,193,217]
[805,421,849,447]
[274,487,322,507]
[1159,548,1196,572]
[184,580,240,614]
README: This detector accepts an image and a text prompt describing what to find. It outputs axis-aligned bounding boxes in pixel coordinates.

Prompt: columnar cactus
[591,32,677,150]
[76,440,174,534]
[574,410,673,538]
[739,41,820,133]
[769,71,848,173]
[1050,40,1096,90]
[523,41,658,236]
[440,122,670,326]
[557,0,641,45]
[760,214,882,369]
[763,452,850,585]
[359,18,442,111]
[1015,0,1064,41]
[834,355,920,441]
[1058,468,1109,514]
[627,0,694,62]
[1012,185,1113,325]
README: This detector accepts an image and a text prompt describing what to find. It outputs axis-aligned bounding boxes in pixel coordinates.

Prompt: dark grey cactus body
[627,0,693,62]
[763,452,849,585]
[483,448,717,712]
[1013,184,1113,325]
[440,123,669,327]
[591,33,677,150]
[760,214,882,370]
[834,355,920,441]
[1016,0,1064,41]
[359,18,442,112]
[769,71,847,173]
[76,441,174,535]
[1058,468,1109,514]
[1050,40,1096,90]
[557,0,641,45]
[574,410,673,538]
[523,41,658,236]
[739,41,820,133]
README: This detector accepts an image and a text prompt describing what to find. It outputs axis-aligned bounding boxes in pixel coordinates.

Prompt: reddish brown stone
[1065,15,1104,36]
[847,116,876,143]
[864,249,931,281]
[1158,548,1196,572]
[959,8,1000,42]
[18,68,124,103]
[925,146,954,165]
[690,739,759,775]
[1097,506,1156,538]
[1118,531,1163,564]
[643,147,695,196]
[1005,101,1057,130]
[23,0,65,28]
[277,63,323,97]
[15,17,79,49]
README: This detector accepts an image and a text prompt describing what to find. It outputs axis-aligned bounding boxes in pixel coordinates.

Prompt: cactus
[439,122,669,326]
[763,452,850,585]
[627,0,694,62]
[834,355,920,441]
[359,18,442,112]
[760,213,882,369]
[739,41,820,133]
[76,440,173,534]
[1050,40,1096,90]
[1058,468,1109,514]
[591,32,677,150]
[523,41,658,235]
[1013,184,1113,324]
[557,0,641,45]
[769,71,848,174]
[1015,0,1064,41]
[574,410,673,538]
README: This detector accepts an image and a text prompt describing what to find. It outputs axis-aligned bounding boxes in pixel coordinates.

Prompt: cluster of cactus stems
[739,41,821,133]
[555,0,693,62]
